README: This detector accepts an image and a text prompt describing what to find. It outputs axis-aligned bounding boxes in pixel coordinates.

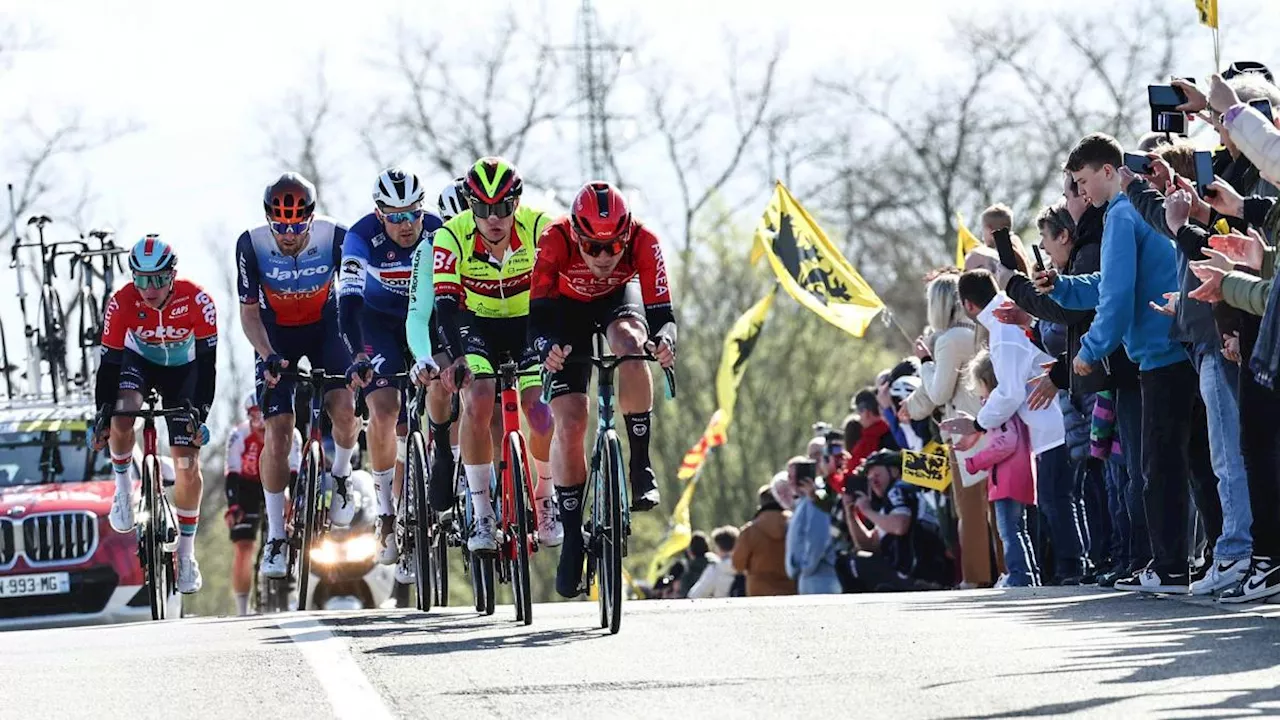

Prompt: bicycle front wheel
[141,454,166,620]
[507,432,533,626]
[408,431,433,612]
[599,430,625,635]
[293,442,321,611]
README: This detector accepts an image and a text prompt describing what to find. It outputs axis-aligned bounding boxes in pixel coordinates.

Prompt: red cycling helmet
[570,182,631,241]
[263,172,317,222]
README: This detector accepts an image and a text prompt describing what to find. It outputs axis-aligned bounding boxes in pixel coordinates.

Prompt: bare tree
[262,58,344,216]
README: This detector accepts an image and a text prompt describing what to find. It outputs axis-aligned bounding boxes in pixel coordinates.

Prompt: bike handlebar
[539,354,677,405]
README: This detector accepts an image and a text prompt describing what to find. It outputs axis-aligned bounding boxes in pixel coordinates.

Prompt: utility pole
[548,0,631,184]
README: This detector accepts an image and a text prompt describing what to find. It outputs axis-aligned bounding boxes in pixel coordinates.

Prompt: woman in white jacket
[904,273,998,588]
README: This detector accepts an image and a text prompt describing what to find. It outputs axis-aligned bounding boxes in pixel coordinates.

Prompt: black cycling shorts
[224,474,264,542]
[463,316,540,391]
[545,281,647,401]
[118,350,199,447]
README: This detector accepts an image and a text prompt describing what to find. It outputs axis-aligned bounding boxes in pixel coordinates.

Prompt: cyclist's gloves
[532,335,559,364]
[260,353,286,381]
[652,322,677,350]
[411,356,439,380]
[346,358,373,386]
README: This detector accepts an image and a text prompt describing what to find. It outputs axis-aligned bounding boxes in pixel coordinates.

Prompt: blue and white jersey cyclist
[235,173,363,580]
[339,167,444,571]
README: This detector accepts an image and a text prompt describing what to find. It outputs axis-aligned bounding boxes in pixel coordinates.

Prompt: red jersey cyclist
[94,235,218,595]
[528,182,677,598]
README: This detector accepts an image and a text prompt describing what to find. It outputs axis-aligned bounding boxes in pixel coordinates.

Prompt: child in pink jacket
[958,351,1041,587]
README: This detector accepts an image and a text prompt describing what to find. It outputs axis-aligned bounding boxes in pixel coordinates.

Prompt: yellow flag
[716,289,775,423]
[955,212,981,268]
[647,474,698,582]
[1195,0,1218,28]
[751,182,884,337]
[901,441,953,492]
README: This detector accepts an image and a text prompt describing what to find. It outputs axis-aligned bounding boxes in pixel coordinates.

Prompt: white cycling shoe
[177,555,203,594]
[260,538,289,580]
[536,497,563,547]
[376,514,398,565]
[329,475,356,529]
[108,490,135,534]
[468,515,498,553]
[395,550,416,584]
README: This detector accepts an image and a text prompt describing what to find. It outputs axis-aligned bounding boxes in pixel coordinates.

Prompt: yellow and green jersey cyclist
[405,156,561,553]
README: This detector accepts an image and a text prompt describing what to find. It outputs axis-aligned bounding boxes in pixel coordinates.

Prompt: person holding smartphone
[783,460,842,594]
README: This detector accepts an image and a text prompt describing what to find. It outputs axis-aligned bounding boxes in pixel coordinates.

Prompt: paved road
[3,588,1280,719]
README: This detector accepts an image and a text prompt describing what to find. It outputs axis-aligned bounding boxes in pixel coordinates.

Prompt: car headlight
[344,534,377,562]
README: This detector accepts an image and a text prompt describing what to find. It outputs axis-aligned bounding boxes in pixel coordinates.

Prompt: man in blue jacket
[1035,132,1195,594]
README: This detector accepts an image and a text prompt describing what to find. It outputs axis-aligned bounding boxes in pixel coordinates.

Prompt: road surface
[3,588,1280,719]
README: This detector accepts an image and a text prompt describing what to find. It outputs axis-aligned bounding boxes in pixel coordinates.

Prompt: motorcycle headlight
[310,539,340,565]
[344,534,377,562]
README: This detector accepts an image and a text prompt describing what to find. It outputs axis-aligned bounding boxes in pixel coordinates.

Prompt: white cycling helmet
[437,177,468,220]
[244,392,259,412]
[372,167,425,208]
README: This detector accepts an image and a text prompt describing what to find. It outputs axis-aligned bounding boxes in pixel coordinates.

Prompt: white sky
[0,0,1276,386]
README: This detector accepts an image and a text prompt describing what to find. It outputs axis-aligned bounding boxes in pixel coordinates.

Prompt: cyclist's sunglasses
[469,197,516,220]
[579,237,626,257]
[134,272,174,290]
[381,208,424,225]
[271,220,311,235]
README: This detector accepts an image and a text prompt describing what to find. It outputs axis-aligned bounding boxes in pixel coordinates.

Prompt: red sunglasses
[574,228,628,257]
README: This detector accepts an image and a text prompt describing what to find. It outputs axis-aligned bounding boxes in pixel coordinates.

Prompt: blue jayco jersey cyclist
[338,167,443,573]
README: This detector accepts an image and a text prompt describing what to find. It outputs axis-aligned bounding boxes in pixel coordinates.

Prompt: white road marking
[279,616,395,720]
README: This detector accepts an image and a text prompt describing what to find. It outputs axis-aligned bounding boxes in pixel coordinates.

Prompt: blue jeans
[797,568,842,595]
[1115,383,1151,571]
[1036,444,1086,580]
[995,499,1040,586]
[1192,342,1252,562]
[1104,456,1131,569]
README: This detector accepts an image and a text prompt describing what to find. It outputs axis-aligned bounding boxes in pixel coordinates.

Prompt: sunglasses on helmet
[134,272,174,290]
[381,208,424,225]
[271,219,311,235]
[468,197,516,220]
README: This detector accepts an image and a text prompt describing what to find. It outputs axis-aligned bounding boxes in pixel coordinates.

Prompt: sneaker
[394,549,416,584]
[630,467,660,512]
[1190,558,1249,596]
[377,514,398,565]
[1219,557,1280,604]
[329,474,356,528]
[556,538,585,598]
[993,573,1009,589]
[108,490,135,533]
[1114,565,1189,594]
[429,445,457,512]
[468,514,498,553]
[536,497,563,547]
[177,555,203,594]
[1097,567,1127,588]
[261,538,288,579]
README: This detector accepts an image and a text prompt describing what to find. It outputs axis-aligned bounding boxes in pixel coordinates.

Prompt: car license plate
[0,572,71,597]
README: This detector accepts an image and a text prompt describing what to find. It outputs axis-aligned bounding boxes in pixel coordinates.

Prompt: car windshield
[0,430,109,487]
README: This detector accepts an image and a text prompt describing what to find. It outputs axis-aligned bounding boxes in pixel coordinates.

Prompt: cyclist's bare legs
[608,317,660,510]
[232,538,254,612]
[366,385,401,512]
[261,413,295,545]
[108,390,143,469]
[550,391,589,596]
[106,391,142,533]
[460,378,497,519]
[324,387,360,473]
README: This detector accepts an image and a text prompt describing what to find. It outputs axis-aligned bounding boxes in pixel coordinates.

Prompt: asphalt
[3,587,1280,719]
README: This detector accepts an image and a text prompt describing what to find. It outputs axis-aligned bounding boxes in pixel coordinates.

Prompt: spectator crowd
[648,62,1280,606]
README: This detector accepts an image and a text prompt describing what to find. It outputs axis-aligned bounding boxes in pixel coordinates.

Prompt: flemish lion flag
[677,410,729,481]
[1195,0,1218,28]
[716,288,775,424]
[901,441,953,492]
[647,473,698,582]
[955,212,981,268]
[751,182,884,338]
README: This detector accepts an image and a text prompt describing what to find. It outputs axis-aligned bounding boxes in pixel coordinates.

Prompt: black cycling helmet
[862,449,902,474]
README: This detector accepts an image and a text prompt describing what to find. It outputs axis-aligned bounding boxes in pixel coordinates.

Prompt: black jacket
[1005,205,1138,395]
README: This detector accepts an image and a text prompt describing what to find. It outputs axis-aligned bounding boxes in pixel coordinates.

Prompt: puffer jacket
[732,505,797,597]
[1060,391,1095,465]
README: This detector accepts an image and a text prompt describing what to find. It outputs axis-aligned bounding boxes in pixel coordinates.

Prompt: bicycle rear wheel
[408,432,433,612]
[600,430,625,635]
[292,442,321,611]
[507,432,533,625]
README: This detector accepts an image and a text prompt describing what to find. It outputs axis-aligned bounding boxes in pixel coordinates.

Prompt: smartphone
[1123,152,1153,175]
[795,460,817,485]
[1031,245,1046,273]
[993,226,1019,271]
[1148,84,1189,107]
[1194,150,1216,197]
[1250,98,1274,122]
